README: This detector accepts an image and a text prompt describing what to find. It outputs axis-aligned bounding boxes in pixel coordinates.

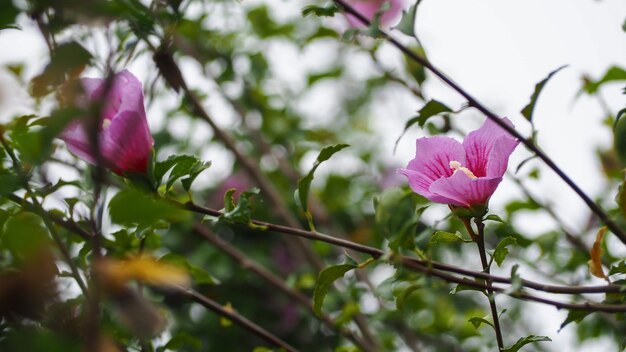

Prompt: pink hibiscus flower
[60,70,154,175]
[344,0,405,28]
[398,118,519,208]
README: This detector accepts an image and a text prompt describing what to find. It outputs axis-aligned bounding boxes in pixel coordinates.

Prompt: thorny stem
[332,0,626,247]
[469,219,505,351]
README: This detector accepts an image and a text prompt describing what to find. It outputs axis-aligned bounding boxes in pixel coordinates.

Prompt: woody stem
[472,219,505,350]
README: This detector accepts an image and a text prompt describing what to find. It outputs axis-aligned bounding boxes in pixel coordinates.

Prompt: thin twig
[192,224,377,352]
[174,285,300,352]
[332,0,626,246]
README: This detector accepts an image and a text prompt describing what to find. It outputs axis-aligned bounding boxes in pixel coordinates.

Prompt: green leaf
[609,260,626,276]
[154,154,211,192]
[301,3,339,17]
[468,316,494,329]
[312,263,357,316]
[394,100,452,152]
[393,1,419,37]
[223,188,264,229]
[559,310,591,331]
[484,214,505,223]
[502,335,551,352]
[0,0,20,31]
[582,66,626,95]
[160,332,202,351]
[429,231,468,245]
[108,189,188,226]
[493,236,517,267]
[613,109,626,167]
[521,65,567,122]
[160,253,219,285]
[297,144,349,230]
[0,171,20,196]
[31,42,93,97]
[374,188,427,251]
[1,212,50,259]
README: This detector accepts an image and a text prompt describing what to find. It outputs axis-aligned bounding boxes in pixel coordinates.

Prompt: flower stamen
[449,160,477,180]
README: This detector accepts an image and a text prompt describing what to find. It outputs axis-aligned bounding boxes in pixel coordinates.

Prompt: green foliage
[155,154,211,192]
[0,0,20,30]
[521,65,567,122]
[394,99,452,151]
[301,3,340,18]
[1,212,50,260]
[374,188,426,250]
[394,2,419,38]
[297,144,349,230]
[313,262,357,316]
[108,189,188,227]
[613,110,626,167]
[492,236,517,267]
[581,66,626,95]
[429,230,468,245]
[502,335,551,352]
[31,41,93,97]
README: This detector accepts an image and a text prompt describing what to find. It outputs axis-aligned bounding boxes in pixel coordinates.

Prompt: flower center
[449,160,477,180]
[102,119,111,129]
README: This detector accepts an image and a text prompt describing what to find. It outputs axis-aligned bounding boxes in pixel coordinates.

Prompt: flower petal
[429,172,503,207]
[463,117,519,178]
[101,110,153,174]
[59,123,95,165]
[345,0,405,28]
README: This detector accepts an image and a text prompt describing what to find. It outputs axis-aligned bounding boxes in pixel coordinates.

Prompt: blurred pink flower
[345,0,405,28]
[60,70,153,175]
[398,118,519,208]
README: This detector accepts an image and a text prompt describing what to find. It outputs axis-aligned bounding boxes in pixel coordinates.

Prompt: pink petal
[345,0,405,28]
[398,136,465,198]
[59,123,96,165]
[101,110,153,174]
[462,117,519,178]
[429,172,503,207]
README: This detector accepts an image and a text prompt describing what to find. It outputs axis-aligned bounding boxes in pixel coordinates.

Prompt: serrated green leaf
[582,66,626,95]
[493,236,517,267]
[297,144,349,230]
[429,231,467,245]
[312,263,357,316]
[521,65,567,122]
[394,99,452,152]
[223,188,261,226]
[502,335,551,352]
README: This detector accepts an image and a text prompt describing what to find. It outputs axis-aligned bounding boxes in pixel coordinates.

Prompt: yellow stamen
[449,160,477,180]
[102,119,111,129]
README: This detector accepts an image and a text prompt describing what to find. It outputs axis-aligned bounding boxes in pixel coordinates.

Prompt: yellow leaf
[220,302,234,328]
[588,226,608,280]
[97,255,190,290]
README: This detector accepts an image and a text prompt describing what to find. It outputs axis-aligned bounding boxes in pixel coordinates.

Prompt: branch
[174,285,300,352]
[192,224,376,352]
[331,0,626,246]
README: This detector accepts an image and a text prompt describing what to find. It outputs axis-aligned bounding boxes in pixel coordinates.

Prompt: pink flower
[398,118,519,208]
[60,70,153,175]
[344,0,405,28]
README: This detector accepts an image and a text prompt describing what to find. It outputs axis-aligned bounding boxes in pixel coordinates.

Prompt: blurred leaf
[220,302,234,327]
[374,188,426,250]
[468,316,493,330]
[559,310,591,331]
[493,236,517,267]
[108,189,188,226]
[394,100,452,152]
[297,144,349,230]
[160,253,219,285]
[31,41,92,97]
[582,66,626,95]
[612,108,626,166]
[247,6,294,38]
[0,170,20,196]
[521,65,567,122]
[429,231,468,245]
[223,188,264,229]
[502,335,551,352]
[588,226,607,279]
[394,1,418,37]
[97,255,189,290]
[160,332,202,351]
[1,212,50,259]
[0,0,20,30]
[609,260,626,276]
[313,263,357,316]
[301,3,339,17]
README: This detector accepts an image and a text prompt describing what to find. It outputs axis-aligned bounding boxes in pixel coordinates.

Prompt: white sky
[0,0,625,351]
